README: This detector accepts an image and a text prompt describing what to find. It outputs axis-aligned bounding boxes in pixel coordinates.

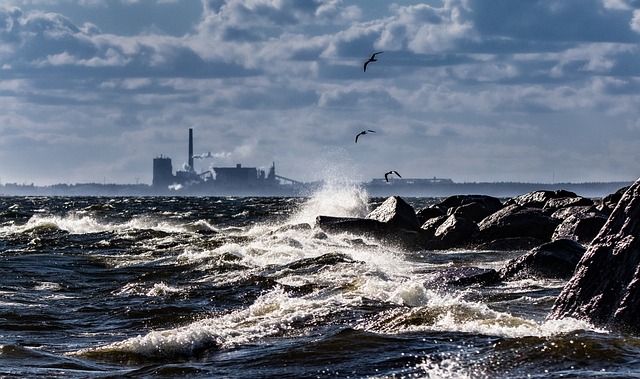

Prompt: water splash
[288,147,371,225]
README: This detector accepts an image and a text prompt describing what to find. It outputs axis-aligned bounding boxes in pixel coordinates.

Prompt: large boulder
[549,179,640,334]
[499,239,586,281]
[506,190,578,209]
[430,214,478,249]
[475,204,561,244]
[551,206,608,244]
[438,194,504,215]
[416,206,446,225]
[315,215,424,249]
[426,267,501,287]
[366,196,420,231]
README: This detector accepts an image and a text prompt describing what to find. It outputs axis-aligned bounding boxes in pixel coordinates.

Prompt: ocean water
[1,185,640,378]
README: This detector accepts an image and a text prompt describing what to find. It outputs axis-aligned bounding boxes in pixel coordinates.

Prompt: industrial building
[152,129,302,195]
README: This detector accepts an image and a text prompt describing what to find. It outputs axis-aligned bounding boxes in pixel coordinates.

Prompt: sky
[2,0,640,186]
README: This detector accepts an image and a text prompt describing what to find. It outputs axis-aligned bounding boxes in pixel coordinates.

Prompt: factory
[152,129,303,195]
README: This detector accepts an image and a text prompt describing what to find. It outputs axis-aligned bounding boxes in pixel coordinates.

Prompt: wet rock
[596,186,628,215]
[499,239,586,281]
[416,206,446,225]
[543,196,594,213]
[449,202,496,223]
[420,215,448,240]
[549,179,640,334]
[475,237,543,251]
[506,190,578,209]
[430,214,478,249]
[427,267,501,287]
[366,196,420,231]
[315,215,425,250]
[551,206,608,244]
[476,205,561,243]
[438,194,504,215]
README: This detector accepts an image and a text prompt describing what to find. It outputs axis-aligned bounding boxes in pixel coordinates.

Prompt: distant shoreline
[0,180,633,198]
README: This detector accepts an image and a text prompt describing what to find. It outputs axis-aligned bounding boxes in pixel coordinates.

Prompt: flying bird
[363,51,383,72]
[355,129,375,143]
[384,171,402,182]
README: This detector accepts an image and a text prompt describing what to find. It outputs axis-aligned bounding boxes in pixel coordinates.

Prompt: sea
[1,184,640,378]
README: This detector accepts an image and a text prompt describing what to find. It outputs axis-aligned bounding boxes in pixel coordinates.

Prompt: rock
[366,196,420,231]
[596,186,628,215]
[431,214,478,249]
[543,196,594,213]
[476,204,561,243]
[420,215,448,240]
[549,179,640,334]
[316,215,393,237]
[450,202,495,223]
[551,207,608,244]
[416,206,446,225]
[506,190,578,209]
[426,267,501,287]
[499,239,586,281]
[315,215,425,249]
[438,194,504,214]
[475,237,543,251]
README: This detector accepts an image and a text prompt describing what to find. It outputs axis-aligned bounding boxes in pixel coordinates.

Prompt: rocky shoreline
[314,179,640,334]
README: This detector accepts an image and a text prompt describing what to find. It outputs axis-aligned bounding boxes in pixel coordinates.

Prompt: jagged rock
[476,204,561,243]
[543,196,594,213]
[596,186,628,215]
[315,215,425,249]
[499,239,586,281]
[475,237,543,251]
[420,215,448,240]
[551,206,608,244]
[366,196,420,231]
[549,179,640,334]
[426,267,501,287]
[316,216,392,237]
[506,190,578,208]
[416,206,446,225]
[447,202,494,223]
[430,214,478,249]
[438,194,504,214]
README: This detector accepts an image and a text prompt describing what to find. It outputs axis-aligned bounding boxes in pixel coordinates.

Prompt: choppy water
[1,186,640,378]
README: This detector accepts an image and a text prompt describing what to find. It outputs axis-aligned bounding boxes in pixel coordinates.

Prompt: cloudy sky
[2,0,640,186]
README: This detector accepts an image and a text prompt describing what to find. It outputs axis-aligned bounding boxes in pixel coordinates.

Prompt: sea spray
[288,147,370,225]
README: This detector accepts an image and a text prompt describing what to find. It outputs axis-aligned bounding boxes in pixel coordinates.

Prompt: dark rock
[476,205,561,243]
[426,267,501,287]
[437,194,504,214]
[450,202,495,223]
[431,214,478,249]
[366,196,420,231]
[499,239,586,281]
[420,215,448,240]
[416,206,446,225]
[597,186,629,215]
[475,237,543,251]
[316,215,392,237]
[543,197,594,213]
[549,179,640,334]
[506,190,578,208]
[552,207,608,244]
[315,215,425,249]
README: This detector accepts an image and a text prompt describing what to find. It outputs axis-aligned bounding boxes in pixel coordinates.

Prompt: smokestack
[188,128,194,172]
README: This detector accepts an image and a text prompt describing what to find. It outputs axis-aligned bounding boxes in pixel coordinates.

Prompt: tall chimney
[188,128,194,172]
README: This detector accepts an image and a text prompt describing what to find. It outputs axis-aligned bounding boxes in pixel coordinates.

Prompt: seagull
[384,171,402,182]
[355,129,375,143]
[363,51,383,72]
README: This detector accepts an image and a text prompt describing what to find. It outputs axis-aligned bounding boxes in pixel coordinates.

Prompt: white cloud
[1,1,640,185]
